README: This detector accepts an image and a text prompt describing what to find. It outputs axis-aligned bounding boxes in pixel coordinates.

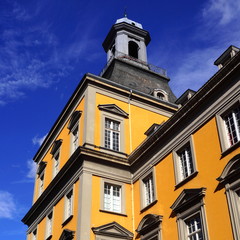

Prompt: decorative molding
[59,229,74,240]
[171,188,206,213]
[98,104,129,118]
[50,139,62,155]
[92,221,133,240]
[136,214,162,235]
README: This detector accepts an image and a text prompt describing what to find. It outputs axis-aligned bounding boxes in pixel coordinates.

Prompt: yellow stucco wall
[91,175,134,240]
[94,93,170,154]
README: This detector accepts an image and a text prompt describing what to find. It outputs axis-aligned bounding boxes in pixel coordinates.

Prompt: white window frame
[53,149,60,178]
[38,172,44,197]
[68,111,81,155]
[45,211,53,239]
[217,155,240,239]
[171,188,209,240]
[216,101,240,152]
[104,118,120,151]
[140,169,157,210]
[100,179,126,214]
[64,188,74,222]
[70,121,79,154]
[173,136,197,185]
[101,112,125,153]
[32,228,37,240]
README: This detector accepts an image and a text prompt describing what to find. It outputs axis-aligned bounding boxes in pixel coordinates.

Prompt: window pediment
[68,111,82,130]
[171,188,206,213]
[136,214,162,235]
[59,229,74,240]
[92,221,133,239]
[37,161,46,175]
[217,154,240,183]
[98,104,128,118]
[50,139,62,155]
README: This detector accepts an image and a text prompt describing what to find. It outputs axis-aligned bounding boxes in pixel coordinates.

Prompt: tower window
[128,41,139,59]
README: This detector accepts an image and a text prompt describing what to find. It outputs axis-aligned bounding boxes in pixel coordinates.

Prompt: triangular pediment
[37,161,46,175]
[59,229,74,240]
[171,188,206,213]
[50,139,62,155]
[98,104,128,118]
[68,111,82,130]
[92,221,133,239]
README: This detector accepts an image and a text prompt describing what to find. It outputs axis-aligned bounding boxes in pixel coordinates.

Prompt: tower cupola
[102,16,151,63]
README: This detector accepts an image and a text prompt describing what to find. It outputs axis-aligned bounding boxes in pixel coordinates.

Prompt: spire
[124,8,127,18]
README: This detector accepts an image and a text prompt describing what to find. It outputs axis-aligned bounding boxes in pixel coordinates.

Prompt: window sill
[99,209,127,217]
[221,141,240,158]
[99,146,128,157]
[175,171,198,189]
[140,199,158,213]
[62,215,73,227]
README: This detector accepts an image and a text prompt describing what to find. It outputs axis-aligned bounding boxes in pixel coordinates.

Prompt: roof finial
[124,8,128,18]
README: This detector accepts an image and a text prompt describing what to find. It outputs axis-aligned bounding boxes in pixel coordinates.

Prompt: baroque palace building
[22,16,240,240]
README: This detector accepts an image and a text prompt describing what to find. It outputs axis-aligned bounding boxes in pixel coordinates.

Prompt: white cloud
[0,191,16,219]
[170,47,219,96]
[32,133,48,146]
[27,160,36,179]
[203,0,240,25]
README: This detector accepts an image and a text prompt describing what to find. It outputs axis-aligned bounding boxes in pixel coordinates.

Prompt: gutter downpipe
[128,89,135,235]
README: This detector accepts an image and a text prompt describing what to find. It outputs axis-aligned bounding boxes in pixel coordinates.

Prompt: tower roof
[115,16,143,29]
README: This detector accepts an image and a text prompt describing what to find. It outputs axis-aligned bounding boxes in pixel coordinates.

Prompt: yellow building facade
[22,17,240,240]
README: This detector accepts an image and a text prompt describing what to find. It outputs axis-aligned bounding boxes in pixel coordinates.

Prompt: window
[216,102,240,152]
[32,228,37,240]
[143,174,154,205]
[140,170,157,210]
[53,151,60,178]
[37,161,46,197]
[64,189,73,221]
[64,189,73,222]
[68,111,82,154]
[136,214,162,240]
[104,183,121,213]
[98,104,128,154]
[178,144,194,180]
[46,211,53,239]
[170,188,208,240]
[39,172,44,196]
[50,140,62,178]
[185,214,203,240]
[100,179,126,214]
[128,41,139,59]
[217,154,240,239]
[71,122,79,153]
[173,137,197,185]
[223,105,240,147]
[104,118,120,151]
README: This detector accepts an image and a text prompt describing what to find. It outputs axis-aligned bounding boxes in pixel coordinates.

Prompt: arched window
[217,154,240,240]
[128,41,139,59]
[153,89,168,101]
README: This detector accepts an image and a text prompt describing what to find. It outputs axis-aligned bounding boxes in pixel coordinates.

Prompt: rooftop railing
[100,51,167,77]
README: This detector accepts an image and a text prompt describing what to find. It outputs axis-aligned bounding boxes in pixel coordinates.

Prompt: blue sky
[1,0,240,239]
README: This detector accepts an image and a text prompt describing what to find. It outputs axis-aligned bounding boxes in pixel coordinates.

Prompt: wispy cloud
[0,191,16,219]
[0,1,95,105]
[26,160,36,179]
[32,133,48,146]
[159,0,240,96]
[203,0,240,26]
